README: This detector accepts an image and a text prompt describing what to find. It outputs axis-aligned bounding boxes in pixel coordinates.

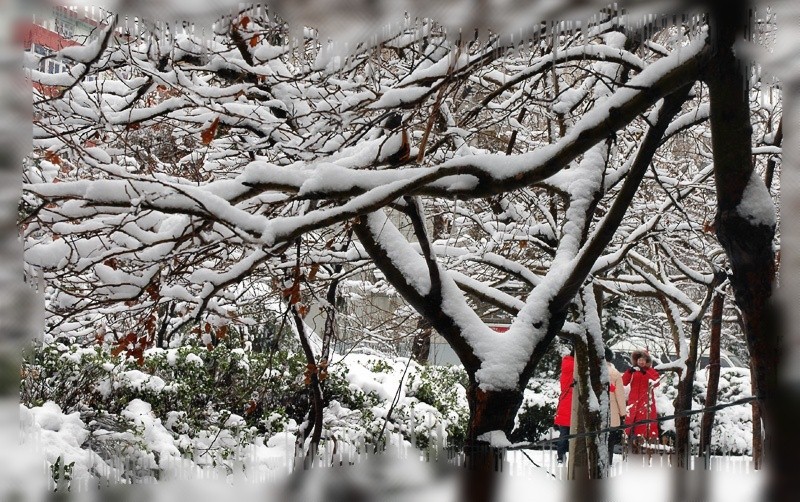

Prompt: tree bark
[751,368,764,470]
[291,305,324,464]
[658,294,698,468]
[575,335,606,479]
[705,0,778,455]
[663,268,722,471]
[700,291,724,456]
[462,383,524,502]
[764,119,781,192]
[567,331,608,502]
[569,339,588,480]
[676,305,701,467]
[411,318,432,364]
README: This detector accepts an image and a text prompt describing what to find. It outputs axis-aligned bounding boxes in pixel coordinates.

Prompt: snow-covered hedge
[658,367,755,455]
[20,340,755,489]
[20,341,470,488]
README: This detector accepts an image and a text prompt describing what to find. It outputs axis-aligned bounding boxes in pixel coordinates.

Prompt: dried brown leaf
[201,117,220,145]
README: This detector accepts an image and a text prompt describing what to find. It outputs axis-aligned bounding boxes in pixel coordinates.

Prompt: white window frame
[54,18,75,40]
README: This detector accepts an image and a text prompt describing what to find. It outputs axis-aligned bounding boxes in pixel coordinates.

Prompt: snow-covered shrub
[20,341,476,483]
[21,332,757,491]
[21,401,112,490]
[405,365,469,448]
[21,340,311,434]
[311,356,470,453]
[22,399,298,487]
[140,343,305,430]
[325,364,381,416]
[510,378,560,443]
[21,343,111,411]
[21,339,311,483]
[696,368,754,455]
[654,367,753,455]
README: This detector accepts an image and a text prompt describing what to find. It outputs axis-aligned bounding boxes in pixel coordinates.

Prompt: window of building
[45,60,67,74]
[55,18,75,39]
[30,45,65,74]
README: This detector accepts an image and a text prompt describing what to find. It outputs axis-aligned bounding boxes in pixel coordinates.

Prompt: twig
[373,355,414,453]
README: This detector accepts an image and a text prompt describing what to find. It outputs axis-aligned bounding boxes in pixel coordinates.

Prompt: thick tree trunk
[569,341,588,479]
[700,292,724,456]
[575,336,606,479]
[566,334,608,502]
[706,0,778,454]
[462,383,524,502]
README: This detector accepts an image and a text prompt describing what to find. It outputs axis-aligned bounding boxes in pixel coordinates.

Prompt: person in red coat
[622,349,660,451]
[554,348,575,463]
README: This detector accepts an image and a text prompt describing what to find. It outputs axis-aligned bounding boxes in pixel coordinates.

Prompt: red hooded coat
[622,365,660,437]
[554,355,574,427]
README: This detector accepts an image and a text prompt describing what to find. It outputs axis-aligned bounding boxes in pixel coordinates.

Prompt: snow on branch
[627,252,701,319]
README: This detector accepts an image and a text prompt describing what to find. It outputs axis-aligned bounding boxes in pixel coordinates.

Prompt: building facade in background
[21,6,107,76]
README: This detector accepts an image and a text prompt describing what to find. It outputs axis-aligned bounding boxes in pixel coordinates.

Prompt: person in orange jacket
[554,345,575,464]
[622,349,660,452]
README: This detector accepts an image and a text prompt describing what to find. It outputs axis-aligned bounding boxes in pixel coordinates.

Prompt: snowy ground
[5,426,766,502]
[498,450,764,502]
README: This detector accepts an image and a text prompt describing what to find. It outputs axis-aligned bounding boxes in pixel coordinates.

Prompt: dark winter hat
[631,349,652,365]
[604,346,614,362]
